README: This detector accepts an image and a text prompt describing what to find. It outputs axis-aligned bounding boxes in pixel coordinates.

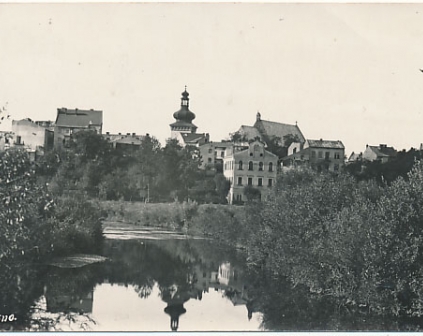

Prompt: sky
[1,3,423,154]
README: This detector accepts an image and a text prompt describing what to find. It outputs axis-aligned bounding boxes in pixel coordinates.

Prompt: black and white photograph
[2,2,423,332]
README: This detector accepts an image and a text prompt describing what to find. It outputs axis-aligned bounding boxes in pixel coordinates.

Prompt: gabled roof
[306,139,345,149]
[368,145,397,158]
[255,119,306,144]
[55,108,103,128]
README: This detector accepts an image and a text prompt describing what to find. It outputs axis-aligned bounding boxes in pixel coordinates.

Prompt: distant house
[347,151,363,163]
[199,141,231,170]
[103,132,145,150]
[12,118,54,159]
[282,139,345,172]
[363,144,397,163]
[223,139,278,204]
[54,108,103,149]
[236,112,305,148]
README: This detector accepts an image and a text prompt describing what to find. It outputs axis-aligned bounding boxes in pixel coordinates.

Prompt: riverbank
[99,200,246,245]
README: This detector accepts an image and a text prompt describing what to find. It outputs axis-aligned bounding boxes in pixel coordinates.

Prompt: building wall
[224,140,277,204]
[54,125,101,149]
[362,146,378,162]
[306,147,345,172]
[12,119,48,151]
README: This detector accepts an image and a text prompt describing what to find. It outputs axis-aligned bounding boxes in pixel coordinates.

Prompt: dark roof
[306,139,345,149]
[254,119,306,144]
[368,145,397,158]
[181,133,207,144]
[55,108,103,128]
[238,125,262,140]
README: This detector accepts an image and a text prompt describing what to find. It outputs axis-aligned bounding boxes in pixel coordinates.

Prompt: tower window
[269,162,273,172]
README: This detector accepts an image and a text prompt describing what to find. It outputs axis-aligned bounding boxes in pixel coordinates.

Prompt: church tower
[170,87,198,139]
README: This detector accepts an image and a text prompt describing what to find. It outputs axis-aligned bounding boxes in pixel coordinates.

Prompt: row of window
[311,151,342,160]
[237,177,273,187]
[224,161,274,172]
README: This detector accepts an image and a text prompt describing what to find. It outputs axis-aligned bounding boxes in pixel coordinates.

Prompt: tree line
[37,130,230,203]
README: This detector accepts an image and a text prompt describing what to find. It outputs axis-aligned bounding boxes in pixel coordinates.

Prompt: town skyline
[1,3,423,155]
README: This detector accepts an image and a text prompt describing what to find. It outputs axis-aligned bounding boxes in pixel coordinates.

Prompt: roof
[306,139,345,149]
[237,125,262,139]
[55,108,103,128]
[255,119,306,144]
[368,145,397,158]
[181,133,207,144]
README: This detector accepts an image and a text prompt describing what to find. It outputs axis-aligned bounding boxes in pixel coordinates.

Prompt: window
[237,177,242,185]
[248,161,253,171]
[334,164,339,172]
[268,179,273,187]
[248,178,253,186]
[16,135,21,145]
[258,178,263,187]
[250,152,253,156]
[325,152,330,159]
[293,148,297,154]
[208,148,212,153]
[259,162,263,171]
[238,160,243,170]
[318,151,323,159]
[334,152,340,159]
[220,151,224,158]
[269,162,273,172]
[236,194,242,202]
[311,151,316,159]
[208,158,212,163]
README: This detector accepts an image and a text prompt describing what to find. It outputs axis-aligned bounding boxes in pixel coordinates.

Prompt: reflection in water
[3,227,423,331]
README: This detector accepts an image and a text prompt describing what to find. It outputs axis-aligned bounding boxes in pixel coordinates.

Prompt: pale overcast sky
[1,3,423,154]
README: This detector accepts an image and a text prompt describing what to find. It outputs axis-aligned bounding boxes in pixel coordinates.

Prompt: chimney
[106,132,110,135]
[380,144,387,148]
[256,111,261,121]
[132,133,136,136]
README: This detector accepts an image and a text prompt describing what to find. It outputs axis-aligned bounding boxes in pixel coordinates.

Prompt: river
[0,222,420,331]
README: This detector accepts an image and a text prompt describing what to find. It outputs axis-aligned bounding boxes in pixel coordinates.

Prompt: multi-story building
[199,141,231,170]
[12,118,54,159]
[54,108,103,149]
[223,139,278,204]
[282,139,345,172]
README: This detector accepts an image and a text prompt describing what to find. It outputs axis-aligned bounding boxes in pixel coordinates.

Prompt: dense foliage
[244,162,423,320]
[41,131,229,203]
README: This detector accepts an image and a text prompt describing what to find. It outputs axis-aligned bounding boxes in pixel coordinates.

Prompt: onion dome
[173,87,196,123]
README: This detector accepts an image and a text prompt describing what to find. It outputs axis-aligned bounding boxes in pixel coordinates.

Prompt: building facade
[223,140,277,204]
[283,139,345,172]
[54,108,103,149]
[12,118,54,158]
